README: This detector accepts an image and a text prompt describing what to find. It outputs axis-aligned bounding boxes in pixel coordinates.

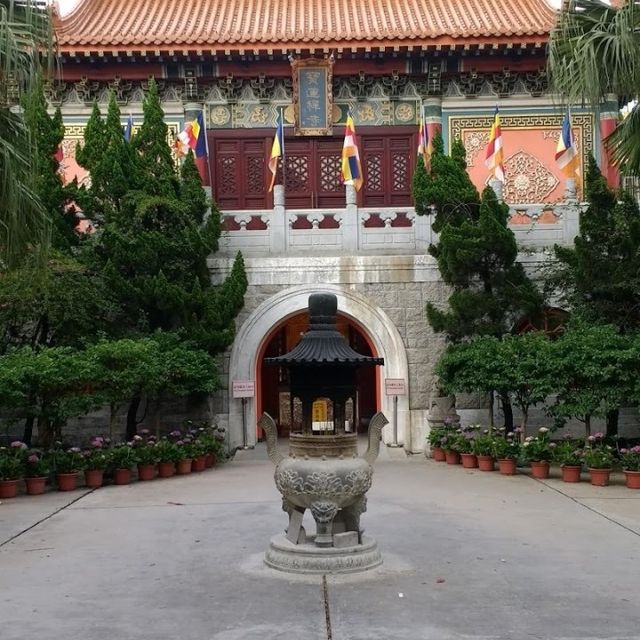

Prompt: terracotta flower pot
[25,476,47,495]
[589,468,611,487]
[137,464,156,481]
[56,473,78,492]
[498,458,517,475]
[530,461,550,479]
[192,456,206,472]
[176,458,193,475]
[113,468,132,485]
[0,479,19,498]
[157,461,176,478]
[445,450,460,465]
[561,465,582,483]
[460,453,478,468]
[431,447,446,462]
[624,470,640,489]
[477,455,495,472]
[204,453,216,468]
[84,469,104,488]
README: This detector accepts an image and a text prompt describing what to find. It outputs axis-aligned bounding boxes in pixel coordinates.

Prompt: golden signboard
[291,57,334,136]
[312,399,328,423]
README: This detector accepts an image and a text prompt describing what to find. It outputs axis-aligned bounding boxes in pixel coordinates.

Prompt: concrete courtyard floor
[1,445,640,640]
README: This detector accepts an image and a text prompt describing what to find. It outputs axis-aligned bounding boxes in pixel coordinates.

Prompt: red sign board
[232,380,255,398]
[385,378,406,396]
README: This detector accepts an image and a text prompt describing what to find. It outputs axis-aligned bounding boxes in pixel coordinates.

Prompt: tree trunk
[606,409,619,438]
[109,402,117,441]
[22,416,35,446]
[500,393,514,434]
[126,395,141,441]
[585,414,592,439]
[37,416,54,449]
[488,392,494,429]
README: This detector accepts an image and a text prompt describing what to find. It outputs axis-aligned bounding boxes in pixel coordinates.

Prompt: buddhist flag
[485,106,505,183]
[123,113,133,142]
[555,111,579,178]
[175,118,200,157]
[341,112,363,191]
[417,106,431,172]
[268,110,284,192]
[194,111,209,185]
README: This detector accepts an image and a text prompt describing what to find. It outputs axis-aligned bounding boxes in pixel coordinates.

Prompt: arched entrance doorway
[257,311,380,438]
[227,285,410,451]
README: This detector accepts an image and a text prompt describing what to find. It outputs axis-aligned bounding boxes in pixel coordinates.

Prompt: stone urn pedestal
[260,412,387,574]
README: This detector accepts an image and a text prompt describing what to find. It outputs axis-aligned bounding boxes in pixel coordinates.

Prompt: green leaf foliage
[411,133,480,232]
[549,156,640,333]
[427,186,542,341]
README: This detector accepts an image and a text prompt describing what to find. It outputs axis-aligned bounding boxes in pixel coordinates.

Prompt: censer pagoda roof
[55,0,557,56]
[265,293,384,368]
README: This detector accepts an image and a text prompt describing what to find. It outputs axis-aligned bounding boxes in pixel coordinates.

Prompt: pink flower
[133,435,143,442]
[587,435,596,442]
[594,432,604,440]
[28,454,39,463]
[10,441,27,449]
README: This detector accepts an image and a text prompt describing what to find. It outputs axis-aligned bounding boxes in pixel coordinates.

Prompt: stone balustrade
[217,185,581,257]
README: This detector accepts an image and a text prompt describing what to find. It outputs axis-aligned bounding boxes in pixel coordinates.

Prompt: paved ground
[1,445,640,640]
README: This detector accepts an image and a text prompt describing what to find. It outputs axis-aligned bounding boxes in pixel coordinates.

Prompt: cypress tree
[79,78,247,438]
[414,136,543,430]
[22,83,78,252]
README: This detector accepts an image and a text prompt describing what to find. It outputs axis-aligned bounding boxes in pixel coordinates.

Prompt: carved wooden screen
[361,133,414,207]
[213,137,269,210]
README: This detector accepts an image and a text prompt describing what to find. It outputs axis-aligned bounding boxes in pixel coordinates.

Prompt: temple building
[52,0,618,450]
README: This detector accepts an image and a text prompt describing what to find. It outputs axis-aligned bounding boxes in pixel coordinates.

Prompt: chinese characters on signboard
[291,58,334,136]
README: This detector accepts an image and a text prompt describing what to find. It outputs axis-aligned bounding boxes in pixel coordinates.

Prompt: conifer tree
[413,136,543,430]
[22,83,78,252]
[412,133,480,231]
[549,156,640,436]
[77,79,247,438]
[553,156,640,334]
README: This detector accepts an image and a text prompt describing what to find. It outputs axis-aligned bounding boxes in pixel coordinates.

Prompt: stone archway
[227,284,411,451]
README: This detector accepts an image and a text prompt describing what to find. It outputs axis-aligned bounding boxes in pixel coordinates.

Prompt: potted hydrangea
[472,430,496,472]
[619,446,640,489]
[427,426,448,462]
[47,445,85,491]
[0,442,27,498]
[583,433,614,486]
[24,450,51,495]
[492,430,521,476]
[131,431,159,481]
[83,436,110,488]
[552,438,584,483]
[108,443,138,485]
[155,438,179,477]
[521,427,553,479]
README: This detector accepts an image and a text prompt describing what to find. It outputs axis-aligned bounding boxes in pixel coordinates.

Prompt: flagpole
[203,105,214,190]
[279,106,286,207]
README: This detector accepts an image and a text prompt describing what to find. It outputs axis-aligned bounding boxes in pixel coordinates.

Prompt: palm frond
[608,102,640,175]
[549,0,640,102]
[0,0,54,269]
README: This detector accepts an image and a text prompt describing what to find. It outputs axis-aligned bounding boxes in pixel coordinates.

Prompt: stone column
[344,185,359,252]
[598,94,619,189]
[270,184,286,254]
[423,97,443,144]
[489,178,504,203]
[184,101,209,186]
[564,177,577,202]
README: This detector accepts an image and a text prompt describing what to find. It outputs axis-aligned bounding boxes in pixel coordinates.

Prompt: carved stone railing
[217,189,580,257]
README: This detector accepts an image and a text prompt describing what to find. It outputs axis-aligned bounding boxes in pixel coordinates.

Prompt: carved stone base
[264,534,382,574]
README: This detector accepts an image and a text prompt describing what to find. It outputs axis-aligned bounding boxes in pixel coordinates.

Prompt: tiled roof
[55,0,557,55]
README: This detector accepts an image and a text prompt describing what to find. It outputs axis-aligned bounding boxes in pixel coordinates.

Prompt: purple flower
[133,435,143,442]
[176,440,184,446]
[28,454,39,464]
[594,432,604,440]
[10,441,27,449]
